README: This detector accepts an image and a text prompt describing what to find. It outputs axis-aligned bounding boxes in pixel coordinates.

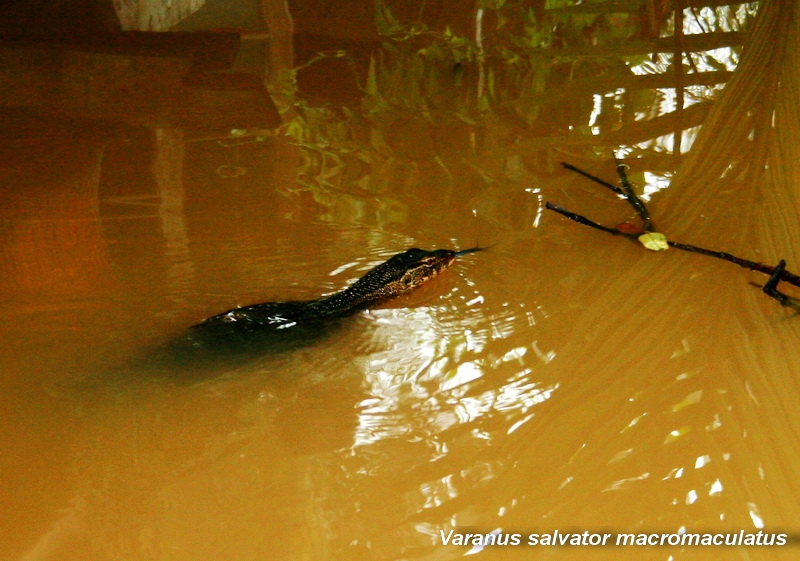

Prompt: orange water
[2,2,800,561]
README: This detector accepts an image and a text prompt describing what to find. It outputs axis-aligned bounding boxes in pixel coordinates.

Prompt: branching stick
[547,162,800,310]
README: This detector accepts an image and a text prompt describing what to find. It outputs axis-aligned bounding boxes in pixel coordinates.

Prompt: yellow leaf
[638,232,669,251]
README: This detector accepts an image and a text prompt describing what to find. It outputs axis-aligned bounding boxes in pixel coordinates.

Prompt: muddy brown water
[2,3,800,561]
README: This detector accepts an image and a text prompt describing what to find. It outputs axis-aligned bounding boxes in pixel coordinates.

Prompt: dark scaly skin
[192,247,484,333]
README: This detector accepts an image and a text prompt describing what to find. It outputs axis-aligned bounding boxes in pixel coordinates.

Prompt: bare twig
[614,160,654,230]
[547,162,800,310]
[545,202,634,238]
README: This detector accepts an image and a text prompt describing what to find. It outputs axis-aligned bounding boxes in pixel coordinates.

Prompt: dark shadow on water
[141,318,347,383]
[151,316,366,455]
[74,316,366,460]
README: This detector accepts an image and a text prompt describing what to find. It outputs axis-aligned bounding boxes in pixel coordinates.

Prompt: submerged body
[192,246,484,334]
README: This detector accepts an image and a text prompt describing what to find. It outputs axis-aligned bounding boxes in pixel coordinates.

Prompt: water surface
[2,2,799,560]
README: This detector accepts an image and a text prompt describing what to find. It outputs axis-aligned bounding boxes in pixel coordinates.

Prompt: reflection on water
[353,304,559,449]
[3,1,800,561]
